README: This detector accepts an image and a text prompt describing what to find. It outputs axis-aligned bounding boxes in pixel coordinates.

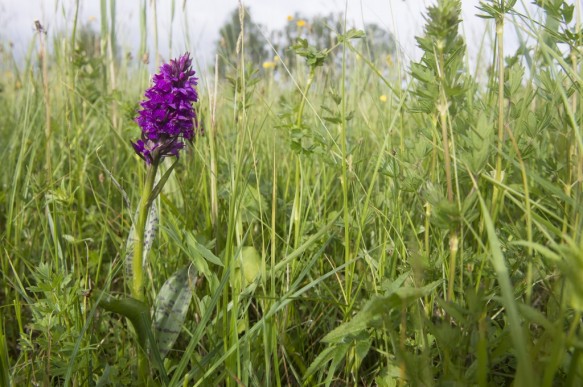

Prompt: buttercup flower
[262,61,276,69]
[133,52,198,164]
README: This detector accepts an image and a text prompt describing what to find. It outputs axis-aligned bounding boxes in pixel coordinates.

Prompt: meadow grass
[1,0,582,385]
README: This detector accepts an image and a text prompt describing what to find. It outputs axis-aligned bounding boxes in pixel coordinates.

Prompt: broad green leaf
[305,343,350,381]
[93,290,151,351]
[153,266,196,359]
[517,303,555,332]
[239,246,261,285]
[323,280,441,343]
[186,233,223,267]
[239,186,267,224]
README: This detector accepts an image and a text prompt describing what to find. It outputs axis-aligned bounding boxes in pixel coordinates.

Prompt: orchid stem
[132,162,158,301]
[131,162,158,383]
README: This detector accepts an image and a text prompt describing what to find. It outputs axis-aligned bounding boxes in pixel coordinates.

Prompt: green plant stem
[209,55,220,249]
[130,162,157,384]
[292,67,315,249]
[132,162,158,301]
[39,26,51,177]
[492,16,505,221]
[437,41,456,302]
[340,23,352,315]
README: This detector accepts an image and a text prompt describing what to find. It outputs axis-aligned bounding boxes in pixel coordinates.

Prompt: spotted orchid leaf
[153,266,196,359]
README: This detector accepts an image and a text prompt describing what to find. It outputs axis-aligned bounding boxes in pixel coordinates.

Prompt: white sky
[0,0,570,71]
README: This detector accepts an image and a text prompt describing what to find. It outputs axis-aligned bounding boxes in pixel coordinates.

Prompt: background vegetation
[1,0,582,385]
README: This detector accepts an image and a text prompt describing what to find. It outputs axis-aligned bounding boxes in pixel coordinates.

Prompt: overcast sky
[0,0,557,72]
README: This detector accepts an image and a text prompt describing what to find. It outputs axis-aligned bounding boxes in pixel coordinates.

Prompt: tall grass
[0,0,582,385]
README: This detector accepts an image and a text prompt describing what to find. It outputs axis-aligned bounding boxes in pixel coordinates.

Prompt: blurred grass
[0,0,582,385]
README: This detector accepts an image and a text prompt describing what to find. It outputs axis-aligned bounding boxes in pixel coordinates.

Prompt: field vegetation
[1,0,582,385]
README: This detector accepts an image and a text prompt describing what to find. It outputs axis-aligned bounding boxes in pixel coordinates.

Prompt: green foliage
[1,1,583,386]
[153,266,196,359]
[17,264,88,384]
[411,0,471,116]
[290,38,329,68]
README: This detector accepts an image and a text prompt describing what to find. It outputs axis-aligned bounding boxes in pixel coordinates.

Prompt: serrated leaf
[323,280,441,343]
[153,266,196,359]
[561,4,574,23]
[323,116,342,124]
[338,28,365,42]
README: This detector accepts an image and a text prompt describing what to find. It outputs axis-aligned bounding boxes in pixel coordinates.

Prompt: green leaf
[323,280,441,343]
[561,4,574,23]
[95,365,113,387]
[305,343,350,381]
[0,323,10,387]
[477,191,535,384]
[93,290,152,351]
[338,28,365,42]
[517,303,554,332]
[238,246,261,286]
[323,116,342,124]
[148,159,178,206]
[153,266,196,359]
[239,186,267,224]
[186,233,224,267]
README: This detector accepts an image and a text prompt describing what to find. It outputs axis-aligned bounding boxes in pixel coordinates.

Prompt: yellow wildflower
[273,55,281,62]
[296,20,306,28]
[262,61,276,70]
[287,15,294,22]
[379,95,388,103]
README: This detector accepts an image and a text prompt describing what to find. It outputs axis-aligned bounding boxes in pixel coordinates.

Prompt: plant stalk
[492,16,505,221]
[130,162,157,383]
[292,67,315,249]
[132,163,158,301]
